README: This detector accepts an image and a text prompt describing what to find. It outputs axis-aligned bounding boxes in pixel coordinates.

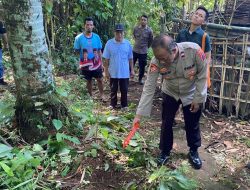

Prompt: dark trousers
[133,52,147,81]
[160,93,202,153]
[110,78,129,108]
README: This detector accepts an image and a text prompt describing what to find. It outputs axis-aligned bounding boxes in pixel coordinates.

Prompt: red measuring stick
[123,122,140,148]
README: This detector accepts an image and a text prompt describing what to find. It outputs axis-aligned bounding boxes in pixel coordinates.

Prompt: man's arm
[129,59,135,77]
[134,60,159,123]
[205,51,211,63]
[148,29,153,48]
[103,59,110,79]
[204,34,212,64]
[102,42,110,80]
[132,27,136,39]
[73,36,80,56]
[193,49,207,104]
[135,58,160,117]
[190,49,207,112]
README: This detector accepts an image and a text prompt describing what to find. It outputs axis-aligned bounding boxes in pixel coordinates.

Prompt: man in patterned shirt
[133,15,153,85]
[74,17,104,100]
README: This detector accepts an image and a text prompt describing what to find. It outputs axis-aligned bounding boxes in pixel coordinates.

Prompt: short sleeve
[128,42,133,59]
[204,34,211,53]
[97,35,102,50]
[175,32,181,43]
[102,41,110,59]
[74,36,80,51]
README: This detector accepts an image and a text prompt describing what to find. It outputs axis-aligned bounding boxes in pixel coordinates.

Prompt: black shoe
[188,150,202,169]
[138,80,144,85]
[157,152,170,166]
[0,79,8,86]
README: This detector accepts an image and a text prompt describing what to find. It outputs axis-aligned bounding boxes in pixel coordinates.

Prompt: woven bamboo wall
[209,34,250,119]
[170,27,250,119]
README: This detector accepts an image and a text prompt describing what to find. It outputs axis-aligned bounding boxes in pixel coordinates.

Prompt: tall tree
[2,0,67,142]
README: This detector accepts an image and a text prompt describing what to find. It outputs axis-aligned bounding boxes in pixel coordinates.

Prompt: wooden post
[236,34,248,117]
[219,40,228,114]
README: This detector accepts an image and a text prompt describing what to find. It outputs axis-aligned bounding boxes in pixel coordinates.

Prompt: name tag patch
[160,68,171,75]
[184,64,195,71]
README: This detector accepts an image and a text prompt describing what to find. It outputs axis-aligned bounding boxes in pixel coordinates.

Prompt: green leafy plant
[0,144,43,189]
[147,165,198,190]
[52,119,80,145]
[0,92,15,124]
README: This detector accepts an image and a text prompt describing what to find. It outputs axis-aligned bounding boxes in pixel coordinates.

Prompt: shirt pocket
[183,64,197,81]
[161,69,174,80]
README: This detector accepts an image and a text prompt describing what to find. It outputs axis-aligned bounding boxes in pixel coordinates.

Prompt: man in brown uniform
[133,15,153,85]
[133,35,207,169]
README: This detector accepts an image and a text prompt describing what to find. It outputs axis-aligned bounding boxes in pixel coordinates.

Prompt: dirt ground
[86,76,250,190]
[1,73,249,190]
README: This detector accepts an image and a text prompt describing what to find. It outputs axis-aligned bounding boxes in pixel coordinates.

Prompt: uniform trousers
[160,93,202,153]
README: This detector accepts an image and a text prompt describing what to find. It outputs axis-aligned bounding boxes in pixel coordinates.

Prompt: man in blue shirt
[0,20,9,85]
[103,24,135,110]
[74,17,104,100]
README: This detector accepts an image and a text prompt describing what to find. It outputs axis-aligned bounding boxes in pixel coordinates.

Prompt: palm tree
[2,0,67,142]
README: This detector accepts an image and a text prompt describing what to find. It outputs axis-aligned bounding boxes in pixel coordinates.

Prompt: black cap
[115,23,124,31]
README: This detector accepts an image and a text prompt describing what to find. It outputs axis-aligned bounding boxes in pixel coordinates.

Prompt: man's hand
[133,115,141,126]
[190,102,201,113]
[130,69,135,78]
[104,71,110,81]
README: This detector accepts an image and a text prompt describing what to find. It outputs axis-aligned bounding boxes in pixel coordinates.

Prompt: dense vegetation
[0,0,248,189]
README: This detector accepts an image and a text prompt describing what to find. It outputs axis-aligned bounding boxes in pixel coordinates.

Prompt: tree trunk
[211,0,218,23]
[2,0,67,142]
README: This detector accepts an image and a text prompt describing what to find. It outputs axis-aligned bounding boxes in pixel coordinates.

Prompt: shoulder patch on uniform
[149,63,158,73]
[196,48,206,61]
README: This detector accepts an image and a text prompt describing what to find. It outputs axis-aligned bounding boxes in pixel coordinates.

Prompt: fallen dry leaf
[224,141,233,149]
[37,165,44,171]
[226,148,239,153]
[214,121,226,126]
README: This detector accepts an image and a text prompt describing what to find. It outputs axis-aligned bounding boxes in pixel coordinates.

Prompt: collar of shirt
[112,38,125,44]
[84,32,93,39]
[188,26,202,35]
[138,25,148,29]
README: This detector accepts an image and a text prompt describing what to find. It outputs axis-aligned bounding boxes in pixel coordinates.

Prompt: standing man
[0,20,9,85]
[133,15,153,85]
[103,24,135,110]
[74,17,104,100]
[176,6,211,88]
[133,35,207,169]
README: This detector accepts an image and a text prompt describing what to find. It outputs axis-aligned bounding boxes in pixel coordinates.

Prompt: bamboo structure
[171,21,250,119]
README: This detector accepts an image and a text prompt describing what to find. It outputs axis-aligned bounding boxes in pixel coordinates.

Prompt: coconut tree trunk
[2,0,67,142]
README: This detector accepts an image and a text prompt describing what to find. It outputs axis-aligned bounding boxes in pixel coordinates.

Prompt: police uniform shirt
[136,42,207,116]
